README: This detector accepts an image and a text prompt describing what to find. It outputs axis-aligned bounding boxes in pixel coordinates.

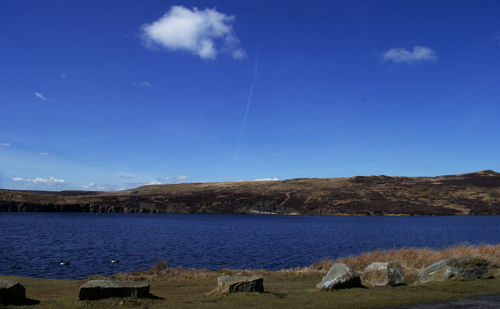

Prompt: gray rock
[316,263,361,290]
[361,262,406,287]
[418,256,489,283]
[217,276,264,293]
[79,280,149,300]
[0,279,26,304]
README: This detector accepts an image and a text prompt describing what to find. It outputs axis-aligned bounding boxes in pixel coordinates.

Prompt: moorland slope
[1,170,499,215]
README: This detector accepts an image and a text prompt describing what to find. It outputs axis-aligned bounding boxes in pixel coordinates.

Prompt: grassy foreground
[2,245,500,309]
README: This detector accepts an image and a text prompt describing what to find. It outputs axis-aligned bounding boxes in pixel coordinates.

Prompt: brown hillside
[1,170,499,215]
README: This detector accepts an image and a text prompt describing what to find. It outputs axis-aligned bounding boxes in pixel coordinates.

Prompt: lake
[1,213,499,279]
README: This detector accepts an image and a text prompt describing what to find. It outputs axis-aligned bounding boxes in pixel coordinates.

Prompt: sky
[1,0,500,191]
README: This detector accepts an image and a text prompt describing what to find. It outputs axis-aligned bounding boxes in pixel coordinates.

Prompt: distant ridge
[1,170,499,216]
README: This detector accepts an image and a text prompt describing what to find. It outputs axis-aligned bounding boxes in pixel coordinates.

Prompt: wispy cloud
[133,81,152,87]
[125,180,161,188]
[125,175,191,189]
[12,176,65,185]
[157,175,190,183]
[254,178,279,181]
[81,182,98,189]
[39,152,49,156]
[0,142,11,147]
[382,46,437,64]
[142,5,245,60]
[80,182,118,191]
[34,92,52,101]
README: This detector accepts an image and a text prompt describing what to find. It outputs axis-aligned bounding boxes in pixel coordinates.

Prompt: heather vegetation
[1,170,500,216]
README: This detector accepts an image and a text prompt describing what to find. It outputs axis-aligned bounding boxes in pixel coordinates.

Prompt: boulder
[0,279,26,304]
[361,262,406,287]
[418,256,489,283]
[316,263,361,290]
[217,276,264,293]
[79,280,149,300]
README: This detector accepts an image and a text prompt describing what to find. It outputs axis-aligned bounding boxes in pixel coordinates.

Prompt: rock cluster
[316,255,490,291]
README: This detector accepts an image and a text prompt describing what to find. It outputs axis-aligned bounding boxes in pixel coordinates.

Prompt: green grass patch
[2,272,500,309]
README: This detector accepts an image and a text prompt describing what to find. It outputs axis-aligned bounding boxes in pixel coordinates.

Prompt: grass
[2,273,499,309]
[2,245,499,308]
[307,244,500,276]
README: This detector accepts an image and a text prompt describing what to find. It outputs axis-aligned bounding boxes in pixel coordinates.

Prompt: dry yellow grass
[308,244,500,276]
[4,273,500,309]
[106,262,271,282]
[102,244,499,282]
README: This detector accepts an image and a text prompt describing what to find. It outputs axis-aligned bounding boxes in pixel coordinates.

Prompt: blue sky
[1,0,500,191]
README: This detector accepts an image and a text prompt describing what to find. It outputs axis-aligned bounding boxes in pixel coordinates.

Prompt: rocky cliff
[1,170,499,215]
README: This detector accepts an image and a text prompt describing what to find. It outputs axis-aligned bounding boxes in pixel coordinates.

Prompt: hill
[1,170,499,215]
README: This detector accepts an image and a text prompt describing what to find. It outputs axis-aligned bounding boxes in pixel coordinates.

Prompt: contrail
[233,53,258,161]
[253,53,259,78]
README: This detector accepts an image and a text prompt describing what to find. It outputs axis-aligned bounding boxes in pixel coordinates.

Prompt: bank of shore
[2,245,499,308]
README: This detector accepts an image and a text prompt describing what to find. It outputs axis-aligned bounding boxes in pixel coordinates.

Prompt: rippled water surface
[1,213,499,279]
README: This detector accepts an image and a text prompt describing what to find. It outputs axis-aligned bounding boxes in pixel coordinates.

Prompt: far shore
[2,209,500,216]
[2,170,499,216]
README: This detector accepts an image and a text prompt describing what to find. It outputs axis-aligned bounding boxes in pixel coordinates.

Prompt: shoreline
[2,245,499,308]
[0,208,500,217]
[3,244,498,281]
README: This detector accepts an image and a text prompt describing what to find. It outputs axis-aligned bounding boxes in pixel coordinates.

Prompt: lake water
[1,213,499,279]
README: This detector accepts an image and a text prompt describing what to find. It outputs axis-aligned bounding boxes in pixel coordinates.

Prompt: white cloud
[34,92,51,101]
[81,182,97,189]
[0,142,11,147]
[39,152,49,156]
[176,175,190,181]
[12,176,65,185]
[125,175,191,189]
[253,178,279,181]
[232,49,246,60]
[80,182,117,191]
[382,46,437,64]
[142,5,245,60]
[157,174,190,183]
[134,81,152,87]
[125,180,160,188]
